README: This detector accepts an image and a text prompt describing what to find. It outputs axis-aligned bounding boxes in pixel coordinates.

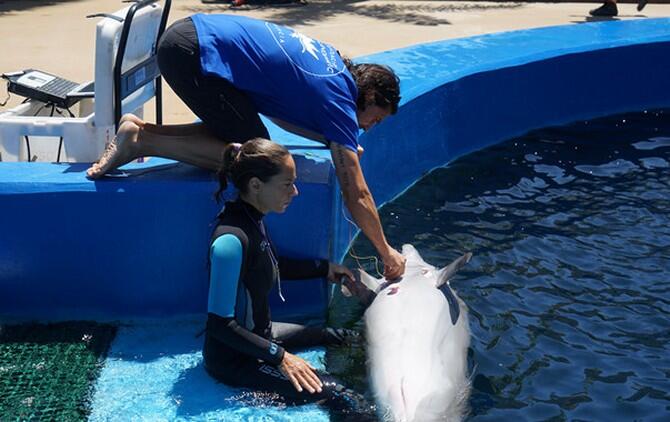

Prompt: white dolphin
[344,245,472,422]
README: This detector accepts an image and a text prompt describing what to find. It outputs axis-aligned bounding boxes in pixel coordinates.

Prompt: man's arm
[330,143,406,279]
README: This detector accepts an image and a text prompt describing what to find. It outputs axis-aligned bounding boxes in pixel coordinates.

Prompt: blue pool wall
[0,156,335,321]
[1,19,669,320]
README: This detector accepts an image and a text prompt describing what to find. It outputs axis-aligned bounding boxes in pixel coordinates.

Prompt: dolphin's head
[344,245,472,306]
[401,244,440,282]
[355,244,448,288]
[402,244,472,289]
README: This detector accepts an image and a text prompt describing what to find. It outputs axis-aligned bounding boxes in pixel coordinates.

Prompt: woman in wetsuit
[204,138,366,409]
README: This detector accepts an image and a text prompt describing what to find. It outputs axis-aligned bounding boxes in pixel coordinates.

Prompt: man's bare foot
[119,113,145,128]
[86,119,142,179]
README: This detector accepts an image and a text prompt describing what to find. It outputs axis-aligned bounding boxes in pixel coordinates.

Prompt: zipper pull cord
[277,274,286,302]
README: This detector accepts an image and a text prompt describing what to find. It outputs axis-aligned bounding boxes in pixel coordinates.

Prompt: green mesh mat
[0,322,116,421]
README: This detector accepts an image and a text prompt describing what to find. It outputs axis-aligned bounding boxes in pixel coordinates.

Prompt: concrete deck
[1,0,669,124]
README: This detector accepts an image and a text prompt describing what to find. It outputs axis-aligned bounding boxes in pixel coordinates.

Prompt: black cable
[23,135,31,162]
[23,103,49,162]
[32,104,47,116]
[48,104,62,163]
[51,105,75,118]
[55,107,75,163]
[21,103,76,163]
[56,138,63,163]
[23,102,53,162]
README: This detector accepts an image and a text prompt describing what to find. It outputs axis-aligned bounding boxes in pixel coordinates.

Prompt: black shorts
[156,17,269,142]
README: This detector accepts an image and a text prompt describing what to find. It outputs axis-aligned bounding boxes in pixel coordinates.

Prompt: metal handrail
[113,0,171,131]
[155,0,172,125]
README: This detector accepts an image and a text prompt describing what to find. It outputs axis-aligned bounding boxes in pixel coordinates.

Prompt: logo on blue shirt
[266,22,344,76]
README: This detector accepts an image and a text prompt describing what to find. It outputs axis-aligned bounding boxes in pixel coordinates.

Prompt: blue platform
[1,18,669,320]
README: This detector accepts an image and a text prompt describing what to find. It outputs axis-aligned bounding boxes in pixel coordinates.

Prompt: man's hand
[278,352,323,394]
[327,262,355,284]
[382,247,406,280]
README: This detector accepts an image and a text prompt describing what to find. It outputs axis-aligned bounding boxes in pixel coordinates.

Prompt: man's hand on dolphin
[279,352,323,394]
[327,262,355,284]
[383,247,406,280]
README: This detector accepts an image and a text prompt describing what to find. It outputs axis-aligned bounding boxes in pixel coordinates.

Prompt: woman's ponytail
[215,143,242,202]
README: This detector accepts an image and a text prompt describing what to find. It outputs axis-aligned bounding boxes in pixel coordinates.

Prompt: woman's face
[255,155,299,214]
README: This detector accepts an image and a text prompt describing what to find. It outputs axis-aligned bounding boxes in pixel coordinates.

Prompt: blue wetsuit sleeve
[278,256,329,280]
[208,234,243,318]
[208,233,285,365]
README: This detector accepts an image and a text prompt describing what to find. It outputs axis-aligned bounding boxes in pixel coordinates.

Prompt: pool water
[331,109,670,420]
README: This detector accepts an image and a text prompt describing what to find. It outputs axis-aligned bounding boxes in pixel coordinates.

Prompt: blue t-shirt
[191,14,359,152]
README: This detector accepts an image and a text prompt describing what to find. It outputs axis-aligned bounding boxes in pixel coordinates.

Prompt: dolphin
[343,245,472,422]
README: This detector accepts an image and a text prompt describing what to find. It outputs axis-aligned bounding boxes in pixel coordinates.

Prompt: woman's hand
[327,262,355,284]
[278,352,323,394]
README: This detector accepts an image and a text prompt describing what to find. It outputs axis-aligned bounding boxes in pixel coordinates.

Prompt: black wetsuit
[204,199,370,415]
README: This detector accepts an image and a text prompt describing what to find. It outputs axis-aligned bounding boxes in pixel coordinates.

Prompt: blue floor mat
[89,317,329,421]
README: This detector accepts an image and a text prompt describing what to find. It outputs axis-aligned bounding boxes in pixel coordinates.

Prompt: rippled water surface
[329,110,670,420]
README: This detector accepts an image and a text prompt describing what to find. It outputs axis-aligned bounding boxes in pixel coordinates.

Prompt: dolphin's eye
[422,269,430,276]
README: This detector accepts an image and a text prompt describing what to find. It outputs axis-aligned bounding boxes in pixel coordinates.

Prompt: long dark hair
[343,58,401,114]
[215,138,291,202]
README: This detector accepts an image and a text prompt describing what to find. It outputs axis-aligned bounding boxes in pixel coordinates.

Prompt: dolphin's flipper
[436,252,472,325]
[439,283,461,325]
[436,253,473,288]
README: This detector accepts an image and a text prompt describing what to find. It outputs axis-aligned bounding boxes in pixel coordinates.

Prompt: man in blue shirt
[86,14,406,279]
